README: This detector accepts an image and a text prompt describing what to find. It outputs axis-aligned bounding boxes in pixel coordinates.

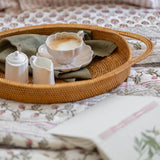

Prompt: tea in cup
[46,31,84,65]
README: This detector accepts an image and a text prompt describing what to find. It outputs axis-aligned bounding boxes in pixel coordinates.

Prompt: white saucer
[37,44,94,72]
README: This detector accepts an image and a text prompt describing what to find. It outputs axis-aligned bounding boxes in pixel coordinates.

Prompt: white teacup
[46,31,84,65]
[30,56,55,85]
[5,50,28,83]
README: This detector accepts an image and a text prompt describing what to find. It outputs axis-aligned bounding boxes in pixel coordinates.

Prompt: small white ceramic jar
[5,50,28,83]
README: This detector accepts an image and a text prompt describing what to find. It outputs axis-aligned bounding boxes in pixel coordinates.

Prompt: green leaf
[142,133,160,150]
[141,142,147,151]
[134,146,141,153]
[148,147,154,158]
[135,137,141,146]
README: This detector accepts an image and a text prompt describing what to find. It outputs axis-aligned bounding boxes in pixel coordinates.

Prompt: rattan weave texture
[0,24,153,103]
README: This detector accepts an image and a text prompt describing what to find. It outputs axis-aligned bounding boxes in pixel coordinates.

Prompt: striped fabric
[0,0,19,10]
[19,0,51,10]
[123,0,159,8]
[18,0,160,10]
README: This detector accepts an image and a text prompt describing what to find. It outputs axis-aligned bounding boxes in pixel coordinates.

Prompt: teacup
[30,56,55,85]
[46,31,84,65]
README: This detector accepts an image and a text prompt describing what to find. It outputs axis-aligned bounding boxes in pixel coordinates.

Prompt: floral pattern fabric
[1,4,160,30]
[0,3,160,160]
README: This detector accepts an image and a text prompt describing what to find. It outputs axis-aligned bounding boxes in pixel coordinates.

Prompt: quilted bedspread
[0,3,160,160]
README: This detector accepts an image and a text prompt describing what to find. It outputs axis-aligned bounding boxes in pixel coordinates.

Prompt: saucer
[37,44,94,72]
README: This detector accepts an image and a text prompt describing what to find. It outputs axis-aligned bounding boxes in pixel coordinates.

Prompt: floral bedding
[0,2,160,160]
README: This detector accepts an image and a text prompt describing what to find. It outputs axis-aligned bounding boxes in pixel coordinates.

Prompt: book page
[48,95,160,160]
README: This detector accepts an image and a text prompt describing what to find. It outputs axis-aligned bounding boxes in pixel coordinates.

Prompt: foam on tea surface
[48,37,81,51]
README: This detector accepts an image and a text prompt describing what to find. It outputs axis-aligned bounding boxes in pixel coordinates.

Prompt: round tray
[0,24,153,103]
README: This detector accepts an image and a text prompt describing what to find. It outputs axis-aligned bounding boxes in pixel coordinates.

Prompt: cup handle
[30,56,37,68]
[77,30,84,39]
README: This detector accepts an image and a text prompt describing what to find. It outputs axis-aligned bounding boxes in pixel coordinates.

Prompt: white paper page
[48,96,158,138]
[48,95,160,160]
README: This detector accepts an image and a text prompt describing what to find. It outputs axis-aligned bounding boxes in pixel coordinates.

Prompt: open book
[48,96,160,160]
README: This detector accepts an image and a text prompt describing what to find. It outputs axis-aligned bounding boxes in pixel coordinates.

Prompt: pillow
[18,0,160,10]
[19,0,51,10]
[0,0,19,10]
[0,0,20,15]
[123,0,159,9]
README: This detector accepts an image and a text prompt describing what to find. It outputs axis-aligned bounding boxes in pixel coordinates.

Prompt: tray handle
[116,30,153,66]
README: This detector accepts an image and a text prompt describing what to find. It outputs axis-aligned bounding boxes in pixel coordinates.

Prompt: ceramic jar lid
[7,51,27,65]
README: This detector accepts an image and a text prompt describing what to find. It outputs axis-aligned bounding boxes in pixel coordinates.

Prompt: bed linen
[0,2,160,160]
[18,0,160,10]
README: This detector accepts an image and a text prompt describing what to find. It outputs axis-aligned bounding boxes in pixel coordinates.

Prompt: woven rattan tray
[0,24,153,103]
